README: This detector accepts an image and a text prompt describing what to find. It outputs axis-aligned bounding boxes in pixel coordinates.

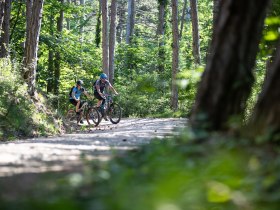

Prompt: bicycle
[99,94,122,124]
[66,100,101,126]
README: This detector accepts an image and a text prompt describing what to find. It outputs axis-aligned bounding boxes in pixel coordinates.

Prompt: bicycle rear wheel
[108,103,122,124]
[66,109,77,122]
[86,107,101,126]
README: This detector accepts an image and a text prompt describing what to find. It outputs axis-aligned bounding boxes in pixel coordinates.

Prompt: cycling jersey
[94,79,111,93]
[70,86,85,100]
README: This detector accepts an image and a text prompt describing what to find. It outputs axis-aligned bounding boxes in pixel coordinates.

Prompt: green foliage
[0,59,61,140]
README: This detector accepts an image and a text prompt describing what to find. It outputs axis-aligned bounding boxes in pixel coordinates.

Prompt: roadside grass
[0,130,279,210]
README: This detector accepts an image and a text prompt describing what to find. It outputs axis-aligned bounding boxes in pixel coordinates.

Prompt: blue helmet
[100,73,108,79]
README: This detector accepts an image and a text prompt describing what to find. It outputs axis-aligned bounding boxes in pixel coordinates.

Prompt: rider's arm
[96,84,105,98]
[109,84,118,95]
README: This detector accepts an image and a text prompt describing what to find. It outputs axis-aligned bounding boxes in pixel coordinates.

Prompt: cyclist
[69,80,91,115]
[93,73,118,118]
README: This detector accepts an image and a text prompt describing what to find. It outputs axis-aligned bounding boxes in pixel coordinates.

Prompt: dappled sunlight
[0,118,186,177]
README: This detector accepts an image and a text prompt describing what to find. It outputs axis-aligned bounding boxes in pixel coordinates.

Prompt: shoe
[103,116,108,121]
[80,120,84,124]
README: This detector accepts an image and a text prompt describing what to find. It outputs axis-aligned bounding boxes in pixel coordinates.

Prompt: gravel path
[0,118,186,177]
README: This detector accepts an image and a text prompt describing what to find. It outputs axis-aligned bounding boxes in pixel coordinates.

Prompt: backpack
[69,86,75,97]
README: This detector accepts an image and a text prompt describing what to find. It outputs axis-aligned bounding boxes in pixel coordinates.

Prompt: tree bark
[179,0,187,39]
[109,0,117,84]
[116,0,125,43]
[95,0,101,47]
[190,0,200,64]
[250,40,280,137]
[190,0,272,131]
[101,0,109,75]
[23,0,44,97]
[47,13,54,94]
[126,0,135,44]
[0,0,4,30]
[171,0,179,110]
[213,0,220,29]
[157,0,167,72]
[54,0,64,95]
[0,0,11,58]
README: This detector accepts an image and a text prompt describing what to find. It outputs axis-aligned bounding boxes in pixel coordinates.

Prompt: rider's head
[100,73,108,80]
[76,80,83,87]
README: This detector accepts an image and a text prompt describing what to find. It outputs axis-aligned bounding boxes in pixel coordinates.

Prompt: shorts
[69,99,82,108]
[94,91,104,100]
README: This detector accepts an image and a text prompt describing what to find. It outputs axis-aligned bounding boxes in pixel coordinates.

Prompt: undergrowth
[0,59,63,140]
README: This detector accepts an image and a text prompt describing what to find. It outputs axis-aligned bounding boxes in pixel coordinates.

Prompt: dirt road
[0,118,186,177]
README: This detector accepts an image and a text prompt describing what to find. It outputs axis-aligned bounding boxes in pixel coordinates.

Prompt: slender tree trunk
[54,0,64,95]
[0,0,4,30]
[10,1,23,42]
[250,40,280,137]
[171,0,179,110]
[157,0,167,72]
[101,0,109,75]
[116,1,125,43]
[126,0,135,44]
[179,0,187,39]
[190,0,271,131]
[0,0,11,58]
[23,0,44,97]
[190,0,200,64]
[66,0,70,30]
[47,13,54,93]
[95,0,101,47]
[109,0,117,83]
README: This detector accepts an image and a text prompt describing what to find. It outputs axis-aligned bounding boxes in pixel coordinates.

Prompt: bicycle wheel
[66,109,77,122]
[108,103,122,124]
[86,107,101,126]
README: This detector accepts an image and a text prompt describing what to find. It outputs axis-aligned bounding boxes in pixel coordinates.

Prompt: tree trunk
[250,40,280,137]
[109,0,117,84]
[179,0,187,39]
[47,13,54,94]
[0,0,11,58]
[126,0,135,44]
[190,0,271,131]
[54,0,64,95]
[23,0,44,97]
[66,0,71,30]
[0,0,4,30]
[101,0,109,75]
[190,0,200,64]
[116,0,125,43]
[171,0,179,110]
[157,0,167,72]
[95,0,101,47]
[213,0,220,29]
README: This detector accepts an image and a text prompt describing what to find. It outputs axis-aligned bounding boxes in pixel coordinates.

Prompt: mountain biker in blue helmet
[93,73,118,118]
[69,80,91,114]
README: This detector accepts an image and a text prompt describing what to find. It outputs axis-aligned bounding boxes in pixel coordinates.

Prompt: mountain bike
[99,94,122,124]
[66,100,101,126]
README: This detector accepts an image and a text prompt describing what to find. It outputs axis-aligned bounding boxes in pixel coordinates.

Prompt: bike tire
[66,109,77,122]
[86,107,101,126]
[108,103,122,124]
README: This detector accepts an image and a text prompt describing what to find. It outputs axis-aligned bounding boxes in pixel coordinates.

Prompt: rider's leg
[76,100,80,113]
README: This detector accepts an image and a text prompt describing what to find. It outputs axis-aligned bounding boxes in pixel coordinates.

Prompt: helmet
[76,80,83,86]
[100,73,108,79]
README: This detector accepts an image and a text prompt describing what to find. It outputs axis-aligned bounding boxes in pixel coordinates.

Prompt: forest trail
[0,118,186,177]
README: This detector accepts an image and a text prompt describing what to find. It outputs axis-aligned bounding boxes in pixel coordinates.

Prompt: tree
[126,0,135,44]
[190,0,200,64]
[0,0,11,58]
[250,40,280,137]
[47,12,55,94]
[23,0,44,97]
[95,0,101,47]
[109,0,117,83]
[171,0,179,110]
[179,0,187,39]
[157,0,168,72]
[54,0,64,95]
[101,0,109,75]
[190,0,272,131]
[213,0,220,28]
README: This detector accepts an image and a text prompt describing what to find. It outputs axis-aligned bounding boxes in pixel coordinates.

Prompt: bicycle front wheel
[108,103,122,124]
[86,107,101,126]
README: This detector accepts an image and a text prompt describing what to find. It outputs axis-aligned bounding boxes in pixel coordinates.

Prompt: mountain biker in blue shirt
[93,73,118,108]
[69,80,91,114]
